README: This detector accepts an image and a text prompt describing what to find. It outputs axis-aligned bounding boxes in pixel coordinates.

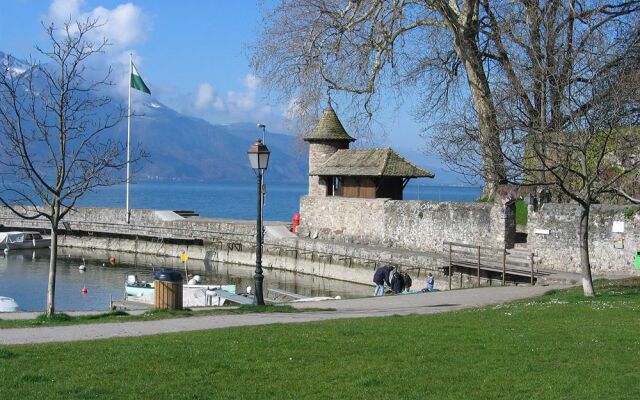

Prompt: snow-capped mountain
[0,51,308,183]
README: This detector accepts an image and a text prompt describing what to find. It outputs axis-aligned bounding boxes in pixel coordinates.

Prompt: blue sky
[0,0,431,159]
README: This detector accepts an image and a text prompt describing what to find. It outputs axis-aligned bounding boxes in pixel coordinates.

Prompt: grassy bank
[1,279,639,399]
[0,305,311,329]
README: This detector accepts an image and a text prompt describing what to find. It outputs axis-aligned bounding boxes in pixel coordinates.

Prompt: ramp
[209,289,253,305]
[268,288,310,300]
[265,225,297,240]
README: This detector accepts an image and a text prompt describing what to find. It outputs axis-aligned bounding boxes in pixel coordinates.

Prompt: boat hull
[0,296,20,312]
[0,231,51,251]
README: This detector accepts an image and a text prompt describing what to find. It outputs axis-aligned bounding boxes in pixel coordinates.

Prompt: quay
[0,206,593,291]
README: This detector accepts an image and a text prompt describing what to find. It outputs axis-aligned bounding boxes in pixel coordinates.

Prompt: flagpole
[126,53,132,224]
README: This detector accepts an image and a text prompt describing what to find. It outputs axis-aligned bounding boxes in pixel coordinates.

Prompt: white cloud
[192,74,263,116]
[46,1,151,49]
[48,0,83,21]
[243,73,261,91]
[194,83,216,110]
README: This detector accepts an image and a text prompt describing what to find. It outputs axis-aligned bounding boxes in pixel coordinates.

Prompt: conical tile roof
[303,107,356,142]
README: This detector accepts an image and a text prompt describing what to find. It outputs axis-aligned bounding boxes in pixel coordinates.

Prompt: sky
[0,0,432,158]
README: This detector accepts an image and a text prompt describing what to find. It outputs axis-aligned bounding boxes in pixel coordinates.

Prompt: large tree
[484,0,640,296]
[0,19,137,316]
[252,0,506,197]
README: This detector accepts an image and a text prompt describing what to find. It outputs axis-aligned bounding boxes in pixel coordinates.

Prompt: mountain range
[1,50,462,186]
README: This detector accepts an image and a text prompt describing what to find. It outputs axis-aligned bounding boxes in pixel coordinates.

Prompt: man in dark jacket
[391,271,404,294]
[373,265,394,296]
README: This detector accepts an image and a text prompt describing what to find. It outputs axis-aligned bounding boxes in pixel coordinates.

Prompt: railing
[444,241,535,289]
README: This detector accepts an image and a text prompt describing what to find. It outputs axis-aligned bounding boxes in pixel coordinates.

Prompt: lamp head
[247,139,270,171]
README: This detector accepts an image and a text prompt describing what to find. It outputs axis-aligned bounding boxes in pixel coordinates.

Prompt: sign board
[612,221,625,233]
[179,252,189,262]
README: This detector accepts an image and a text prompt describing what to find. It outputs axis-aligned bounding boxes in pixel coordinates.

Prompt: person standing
[373,265,394,296]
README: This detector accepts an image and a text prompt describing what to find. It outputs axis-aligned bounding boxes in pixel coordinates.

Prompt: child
[424,273,434,292]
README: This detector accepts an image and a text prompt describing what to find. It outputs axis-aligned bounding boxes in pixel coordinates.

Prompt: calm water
[1,181,480,311]
[76,181,481,221]
[0,248,373,312]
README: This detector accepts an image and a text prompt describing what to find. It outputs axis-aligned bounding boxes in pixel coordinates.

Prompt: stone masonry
[527,203,640,274]
[297,196,516,253]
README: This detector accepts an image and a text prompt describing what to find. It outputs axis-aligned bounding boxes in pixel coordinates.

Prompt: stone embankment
[1,205,635,287]
[0,207,536,290]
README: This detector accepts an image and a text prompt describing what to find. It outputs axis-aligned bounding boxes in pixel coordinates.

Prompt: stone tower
[303,106,355,196]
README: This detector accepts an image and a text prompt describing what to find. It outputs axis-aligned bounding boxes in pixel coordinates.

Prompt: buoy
[108,256,116,266]
[78,257,86,271]
[82,287,88,294]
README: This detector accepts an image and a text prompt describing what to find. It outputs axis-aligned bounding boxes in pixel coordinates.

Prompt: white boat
[0,296,19,312]
[0,231,51,251]
[125,275,237,307]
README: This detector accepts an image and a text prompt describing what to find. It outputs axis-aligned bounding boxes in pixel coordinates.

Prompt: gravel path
[0,284,564,345]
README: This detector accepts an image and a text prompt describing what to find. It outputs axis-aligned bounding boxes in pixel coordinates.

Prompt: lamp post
[247,139,270,305]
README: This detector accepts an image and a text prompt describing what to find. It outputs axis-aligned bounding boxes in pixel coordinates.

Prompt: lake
[76,181,482,221]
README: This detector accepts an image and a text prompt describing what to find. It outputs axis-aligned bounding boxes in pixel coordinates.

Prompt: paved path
[0,284,565,345]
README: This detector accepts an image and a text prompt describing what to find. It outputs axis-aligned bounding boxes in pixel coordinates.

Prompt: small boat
[0,296,19,312]
[125,275,237,307]
[0,231,51,251]
[125,275,154,297]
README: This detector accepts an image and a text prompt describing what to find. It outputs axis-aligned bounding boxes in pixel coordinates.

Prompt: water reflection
[0,248,371,312]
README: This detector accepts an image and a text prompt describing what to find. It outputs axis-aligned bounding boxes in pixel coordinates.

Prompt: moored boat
[125,275,237,307]
[0,231,51,251]
[0,296,20,312]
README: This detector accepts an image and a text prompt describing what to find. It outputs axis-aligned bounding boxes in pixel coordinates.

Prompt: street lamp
[247,139,270,305]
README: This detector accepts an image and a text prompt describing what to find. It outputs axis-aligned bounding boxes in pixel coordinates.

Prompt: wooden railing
[444,241,535,289]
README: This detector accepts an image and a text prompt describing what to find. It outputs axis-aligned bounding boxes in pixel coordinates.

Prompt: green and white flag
[130,63,151,94]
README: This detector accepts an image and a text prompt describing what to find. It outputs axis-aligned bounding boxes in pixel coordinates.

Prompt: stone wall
[298,196,515,253]
[308,141,347,196]
[527,204,640,274]
[298,196,387,244]
[0,207,257,243]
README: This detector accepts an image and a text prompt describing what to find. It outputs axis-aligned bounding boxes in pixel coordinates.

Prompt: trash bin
[154,269,183,310]
[635,252,640,270]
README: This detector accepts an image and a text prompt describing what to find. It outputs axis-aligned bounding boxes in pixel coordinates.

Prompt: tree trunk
[45,226,58,316]
[454,34,506,199]
[578,206,595,297]
[46,201,61,317]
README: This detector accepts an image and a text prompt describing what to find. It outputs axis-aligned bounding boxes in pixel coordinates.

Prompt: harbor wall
[297,196,516,252]
[56,234,507,291]
[527,204,640,274]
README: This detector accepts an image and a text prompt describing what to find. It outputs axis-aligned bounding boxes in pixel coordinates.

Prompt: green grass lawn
[1,279,639,399]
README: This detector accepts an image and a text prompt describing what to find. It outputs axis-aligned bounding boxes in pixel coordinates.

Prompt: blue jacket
[373,266,393,286]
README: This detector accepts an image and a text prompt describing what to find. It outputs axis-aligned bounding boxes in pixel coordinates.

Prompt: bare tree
[252,0,506,197]
[0,19,137,316]
[485,1,640,296]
